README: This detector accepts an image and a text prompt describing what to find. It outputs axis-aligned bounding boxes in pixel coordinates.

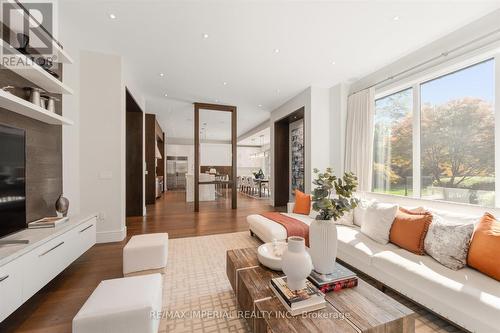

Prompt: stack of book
[307,263,358,293]
[28,216,68,229]
[270,276,326,316]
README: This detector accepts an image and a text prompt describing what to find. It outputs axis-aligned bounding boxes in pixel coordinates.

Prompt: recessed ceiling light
[203,33,209,39]
[393,15,400,21]
[274,48,280,53]
[331,61,336,65]
[258,104,263,108]
[223,82,228,86]
[159,73,165,77]
[164,93,168,97]
[109,13,117,20]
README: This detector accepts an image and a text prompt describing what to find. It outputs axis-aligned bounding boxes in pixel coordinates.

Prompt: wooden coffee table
[227,247,415,333]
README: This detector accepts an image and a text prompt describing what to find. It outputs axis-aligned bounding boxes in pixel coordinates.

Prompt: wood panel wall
[274,121,289,207]
[145,114,156,204]
[125,90,143,216]
[145,113,165,204]
[0,109,62,222]
[156,132,165,189]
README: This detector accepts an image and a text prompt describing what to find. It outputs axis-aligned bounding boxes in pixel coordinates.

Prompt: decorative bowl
[257,242,286,271]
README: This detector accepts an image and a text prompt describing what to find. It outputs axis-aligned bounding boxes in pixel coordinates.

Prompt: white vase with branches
[310,168,359,274]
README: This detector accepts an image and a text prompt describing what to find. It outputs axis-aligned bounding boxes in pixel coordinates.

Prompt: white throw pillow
[360,202,398,244]
[353,199,375,227]
[309,202,319,219]
[334,210,354,226]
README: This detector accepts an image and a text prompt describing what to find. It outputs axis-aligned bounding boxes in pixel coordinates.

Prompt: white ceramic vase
[309,219,338,274]
[281,236,313,290]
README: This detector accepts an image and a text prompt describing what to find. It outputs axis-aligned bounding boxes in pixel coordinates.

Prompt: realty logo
[1,1,55,68]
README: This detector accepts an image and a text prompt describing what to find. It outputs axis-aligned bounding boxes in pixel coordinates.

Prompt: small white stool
[123,233,168,276]
[73,274,163,333]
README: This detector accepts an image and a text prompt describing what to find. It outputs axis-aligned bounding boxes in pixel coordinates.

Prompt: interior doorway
[273,107,305,207]
[194,103,237,212]
[125,89,144,217]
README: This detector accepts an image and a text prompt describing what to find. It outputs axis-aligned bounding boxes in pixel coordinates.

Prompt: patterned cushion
[424,215,474,270]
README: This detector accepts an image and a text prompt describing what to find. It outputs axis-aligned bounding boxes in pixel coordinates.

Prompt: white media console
[0,214,97,322]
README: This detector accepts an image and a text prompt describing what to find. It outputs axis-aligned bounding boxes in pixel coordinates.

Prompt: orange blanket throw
[260,212,309,246]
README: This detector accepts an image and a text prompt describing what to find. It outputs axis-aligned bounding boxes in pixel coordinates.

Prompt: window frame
[373,52,499,207]
[373,87,414,196]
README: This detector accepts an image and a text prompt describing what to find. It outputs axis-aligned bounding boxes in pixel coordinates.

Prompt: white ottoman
[123,233,168,276]
[73,274,163,333]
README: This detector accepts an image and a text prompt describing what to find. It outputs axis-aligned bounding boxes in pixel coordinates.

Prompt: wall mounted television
[0,123,26,238]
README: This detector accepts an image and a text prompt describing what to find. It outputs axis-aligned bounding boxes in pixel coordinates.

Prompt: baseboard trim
[96,226,127,243]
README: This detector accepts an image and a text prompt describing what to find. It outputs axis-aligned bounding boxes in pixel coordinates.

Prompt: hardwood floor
[1,191,276,333]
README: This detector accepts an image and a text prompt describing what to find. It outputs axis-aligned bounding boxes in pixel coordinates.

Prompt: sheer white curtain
[345,88,375,192]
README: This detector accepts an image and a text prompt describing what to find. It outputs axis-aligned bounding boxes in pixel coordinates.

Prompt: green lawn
[373,187,412,197]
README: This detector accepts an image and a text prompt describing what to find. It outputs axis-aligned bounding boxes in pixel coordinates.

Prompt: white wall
[79,50,126,243]
[60,4,148,234]
[309,86,331,182]
[329,83,349,174]
[60,15,81,216]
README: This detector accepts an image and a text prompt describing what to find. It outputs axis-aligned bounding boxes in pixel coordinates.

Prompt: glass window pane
[373,88,413,196]
[420,59,495,206]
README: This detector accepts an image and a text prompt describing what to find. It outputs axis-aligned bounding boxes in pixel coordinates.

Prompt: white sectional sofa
[247,203,500,333]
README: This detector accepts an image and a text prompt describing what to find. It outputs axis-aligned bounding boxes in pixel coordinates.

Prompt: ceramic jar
[281,236,313,290]
[309,219,338,274]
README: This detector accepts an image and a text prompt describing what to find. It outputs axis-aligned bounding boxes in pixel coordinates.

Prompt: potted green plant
[310,168,359,274]
[253,169,264,180]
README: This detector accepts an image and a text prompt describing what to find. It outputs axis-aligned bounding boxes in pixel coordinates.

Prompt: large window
[373,89,413,196]
[373,58,496,207]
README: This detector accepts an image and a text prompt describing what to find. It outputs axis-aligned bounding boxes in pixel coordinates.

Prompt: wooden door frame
[194,103,237,212]
[273,107,305,207]
[125,88,144,217]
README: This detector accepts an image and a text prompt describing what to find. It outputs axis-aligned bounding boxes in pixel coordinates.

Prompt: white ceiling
[60,1,500,140]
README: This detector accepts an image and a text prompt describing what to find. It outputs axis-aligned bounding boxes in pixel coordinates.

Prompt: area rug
[158,231,465,333]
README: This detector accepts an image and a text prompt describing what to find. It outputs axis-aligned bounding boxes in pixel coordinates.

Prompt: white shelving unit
[0,40,73,95]
[0,90,73,125]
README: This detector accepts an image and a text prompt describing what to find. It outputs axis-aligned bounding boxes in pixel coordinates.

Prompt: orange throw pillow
[389,207,433,255]
[293,190,311,215]
[467,213,500,281]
